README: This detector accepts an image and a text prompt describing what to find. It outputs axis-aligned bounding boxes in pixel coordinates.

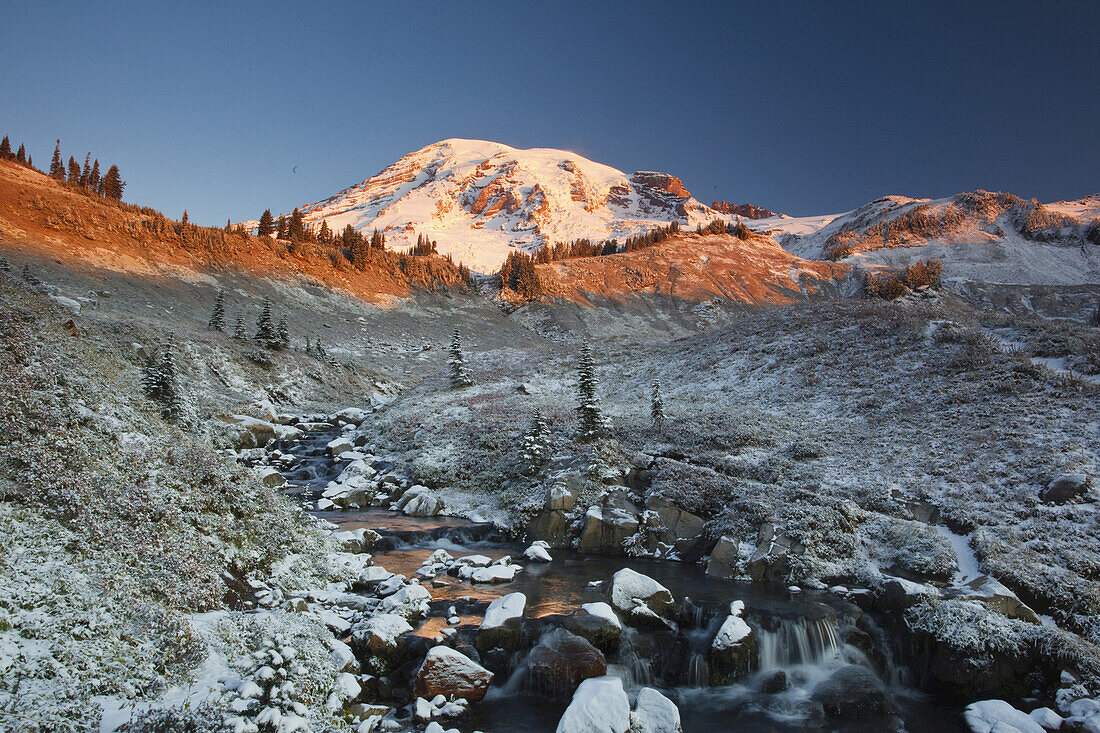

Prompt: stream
[274,423,966,732]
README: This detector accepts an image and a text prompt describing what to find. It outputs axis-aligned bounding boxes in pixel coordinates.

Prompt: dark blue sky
[2,1,1097,224]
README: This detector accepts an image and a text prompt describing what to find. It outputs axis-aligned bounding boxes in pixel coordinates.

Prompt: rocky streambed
[237,417,989,732]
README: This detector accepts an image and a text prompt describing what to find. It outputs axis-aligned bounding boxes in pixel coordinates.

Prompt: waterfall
[687,652,709,687]
[756,616,840,670]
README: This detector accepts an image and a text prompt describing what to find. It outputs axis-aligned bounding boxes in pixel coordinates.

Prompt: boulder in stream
[414,646,494,702]
[524,628,607,698]
[563,601,622,652]
[556,675,631,733]
[963,699,1045,733]
[709,600,756,684]
[476,592,526,651]
[578,494,642,555]
[609,568,674,630]
[811,664,892,719]
[629,686,683,733]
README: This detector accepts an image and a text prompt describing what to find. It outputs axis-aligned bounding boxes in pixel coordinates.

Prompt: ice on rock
[964,700,1045,733]
[556,675,631,733]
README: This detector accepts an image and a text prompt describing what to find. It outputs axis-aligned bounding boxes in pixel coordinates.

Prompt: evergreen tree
[314,339,328,361]
[49,139,63,179]
[80,153,91,187]
[233,314,247,339]
[26,155,33,170]
[276,214,287,239]
[254,298,278,344]
[447,328,473,388]
[67,156,80,183]
[101,164,125,200]
[370,228,385,250]
[16,143,26,164]
[208,289,227,331]
[317,220,331,243]
[0,256,10,272]
[651,378,666,433]
[575,340,606,442]
[20,263,41,286]
[141,339,186,421]
[1092,298,1100,327]
[277,318,290,349]
[257,209,274,236]
[521,408,552,472]
[180,209,189,227]
[287,208,304,240]
[88,159,101,192]
[0,136,10,159]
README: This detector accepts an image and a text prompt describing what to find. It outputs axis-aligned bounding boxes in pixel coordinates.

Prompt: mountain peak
[290,141,725,272]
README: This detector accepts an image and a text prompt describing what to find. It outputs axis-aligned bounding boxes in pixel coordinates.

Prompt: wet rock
[709,601,756,684]
[760,670,789,694]
[629,686,683,732]
[524,629,607,698]
[563,602,622,652]
[811,665,891,719]
[414,646,494,703]
[475,592,526,652]
[609,568,674,630]
[470,565,519,583]
[1040,473,1090,504]
[557,675,631,733]
[578,493,642,555]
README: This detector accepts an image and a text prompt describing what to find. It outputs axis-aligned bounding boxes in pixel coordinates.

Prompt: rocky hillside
[272,139,729,273]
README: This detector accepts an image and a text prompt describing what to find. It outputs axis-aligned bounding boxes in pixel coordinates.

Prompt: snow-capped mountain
[286,139,727,273]
[746,191,1100,285]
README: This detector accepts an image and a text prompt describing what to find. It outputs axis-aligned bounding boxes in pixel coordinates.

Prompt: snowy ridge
[278,139,727,273]
[745,191,1100,285]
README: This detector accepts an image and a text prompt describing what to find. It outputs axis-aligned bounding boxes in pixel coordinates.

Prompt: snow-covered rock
[964,700,1045,733]
[327,437,355,457]
[710,600,756,684]
[556,675,631,733]
[395,485,441,516]
[629,687,683,733]
[476,592,526,651]
[564,602,623,652]
[524,543,553,562]
[352,613,413,657]
[470,564,519,583]
[257,466,287,488]
[379,582,431,619]
[414,646,494,702]
[609,568,674,629]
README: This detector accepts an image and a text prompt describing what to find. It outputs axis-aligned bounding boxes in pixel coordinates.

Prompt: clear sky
[2,1,1097,225]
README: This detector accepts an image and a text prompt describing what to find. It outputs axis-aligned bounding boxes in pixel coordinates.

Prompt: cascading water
[756,616,841,670]
[686,652,710,687]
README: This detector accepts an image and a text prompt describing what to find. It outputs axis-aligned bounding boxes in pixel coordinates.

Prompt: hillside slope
[276,139,728,272]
